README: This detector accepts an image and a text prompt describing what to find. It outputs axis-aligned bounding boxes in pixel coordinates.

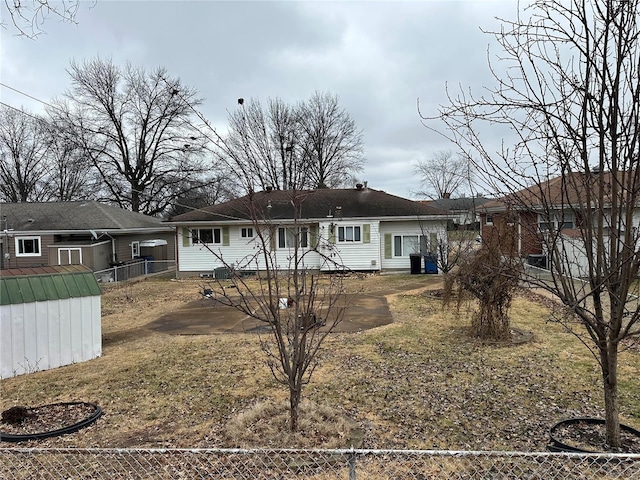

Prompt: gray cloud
[1,0,517,198]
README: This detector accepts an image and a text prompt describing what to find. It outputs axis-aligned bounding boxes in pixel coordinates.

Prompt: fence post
[348,447,356,480]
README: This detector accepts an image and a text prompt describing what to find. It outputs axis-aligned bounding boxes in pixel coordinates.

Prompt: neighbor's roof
[0,201,170,232]
[0,265,101,306]
[168,187,449,223]
[423,197,493,212]
[480,171,625,212]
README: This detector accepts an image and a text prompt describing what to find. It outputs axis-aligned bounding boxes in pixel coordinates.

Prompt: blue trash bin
[424,255,438,274]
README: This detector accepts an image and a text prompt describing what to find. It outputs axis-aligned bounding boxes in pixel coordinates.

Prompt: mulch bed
[1,403,98,437]
[552,420,640,453]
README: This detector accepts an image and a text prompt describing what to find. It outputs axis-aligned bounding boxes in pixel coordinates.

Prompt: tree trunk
[289,384,301,432]
[601,345,621,449]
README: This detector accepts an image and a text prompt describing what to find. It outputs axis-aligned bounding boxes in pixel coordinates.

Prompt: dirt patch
[148,293,394,335]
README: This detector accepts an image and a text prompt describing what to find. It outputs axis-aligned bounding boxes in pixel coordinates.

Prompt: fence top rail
[1,447,639,459]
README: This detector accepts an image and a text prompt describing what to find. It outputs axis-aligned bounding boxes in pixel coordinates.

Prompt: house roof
[0,201,170,233]
[168,187,450,223]
[423,197,493,212]
[480,171,619,212]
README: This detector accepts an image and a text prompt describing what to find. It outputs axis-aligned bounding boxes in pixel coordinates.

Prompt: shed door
[58,248,83,265]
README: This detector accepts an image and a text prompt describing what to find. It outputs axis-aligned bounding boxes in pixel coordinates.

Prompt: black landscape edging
[548,417,640,453]
[0,402,102,442]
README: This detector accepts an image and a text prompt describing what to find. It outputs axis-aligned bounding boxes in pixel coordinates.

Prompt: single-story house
[0,201,175,271]
[167,184,453,276]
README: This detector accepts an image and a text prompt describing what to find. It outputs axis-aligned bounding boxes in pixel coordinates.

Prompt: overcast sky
[1,0,516,199]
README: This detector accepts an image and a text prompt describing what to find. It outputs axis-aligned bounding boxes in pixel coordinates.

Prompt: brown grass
[1,274,639,451]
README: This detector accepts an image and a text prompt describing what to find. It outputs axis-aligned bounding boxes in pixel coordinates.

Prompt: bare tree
[1,0,81,38]
[221,92,364,193]
[414,150,473,199]
[51,57,210,215]
[166,173,238,218]
[0,105,50,202]
[428,0,640,448]
[40,123,98,201]
[224,97,303,192]
[194,190,351,432]
[298,91,364,189]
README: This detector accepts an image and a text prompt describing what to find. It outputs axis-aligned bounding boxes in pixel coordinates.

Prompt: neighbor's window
[241,227,254,238]
[538,212,574,232]
[278,227,308,249]
[131,241,140,258]
[16,236,41,256]
[338,225,361,243]
[193,228,221,244]
[393,235,424,257]
[485,214,494,226]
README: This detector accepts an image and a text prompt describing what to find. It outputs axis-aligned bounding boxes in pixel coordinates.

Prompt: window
[241,227,254,238]
[393,235,426,257]
[538,212,574,232]
[16,236,41,256]
[193,228,221,244]
[131,241,140,258]
[338,225,361,243]
[485,214,494,226]
[278,227,308,249]
[58,248,82,265]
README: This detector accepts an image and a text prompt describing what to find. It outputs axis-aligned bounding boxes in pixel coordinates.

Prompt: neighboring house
[478,173,612,275]
[1,265,102,378]
[423,197,492,229]
[0,201,175,271]
[167,185,452,276]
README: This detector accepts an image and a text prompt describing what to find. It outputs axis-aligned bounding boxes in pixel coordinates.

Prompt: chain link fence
[1,448,639,479]
[94,260,175,284]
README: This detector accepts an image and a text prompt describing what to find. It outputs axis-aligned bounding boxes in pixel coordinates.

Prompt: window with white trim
[241,227,254,238]
[16,236,41,256]
[131,241,140,258]
[337,225,361,243]
[278,227,308,249]
[193,228,221,245]
[393,235,427,257]
[485,214,494,226]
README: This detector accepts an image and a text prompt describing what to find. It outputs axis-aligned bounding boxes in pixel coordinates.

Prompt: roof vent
[356,183,364,190]
[265,185,273,192]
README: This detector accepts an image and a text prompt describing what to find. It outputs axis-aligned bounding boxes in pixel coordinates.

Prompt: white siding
[177,220,448,273]
[177,225,325,273]
[379,220,448,271]
[1,296,101,379]
[316,220,381,271]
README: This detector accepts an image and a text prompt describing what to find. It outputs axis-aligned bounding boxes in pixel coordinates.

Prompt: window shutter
[182,228,191,247]
[222,226,230,246]
[329,225,336,244]
[310,225,319,248]
[384,233,392,259]
[363,224,370,243]
[269,227,276,251]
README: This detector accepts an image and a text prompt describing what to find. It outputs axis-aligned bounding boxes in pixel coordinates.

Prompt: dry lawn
[1,274,639,451]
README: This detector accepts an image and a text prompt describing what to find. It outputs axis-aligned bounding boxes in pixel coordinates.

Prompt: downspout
[518,217,522,256]
[97,232,117,264]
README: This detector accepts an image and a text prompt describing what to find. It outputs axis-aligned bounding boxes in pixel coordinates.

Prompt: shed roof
[0,265,101,306]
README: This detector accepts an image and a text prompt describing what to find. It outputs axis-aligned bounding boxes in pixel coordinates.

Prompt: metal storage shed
[0,265,102,379]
